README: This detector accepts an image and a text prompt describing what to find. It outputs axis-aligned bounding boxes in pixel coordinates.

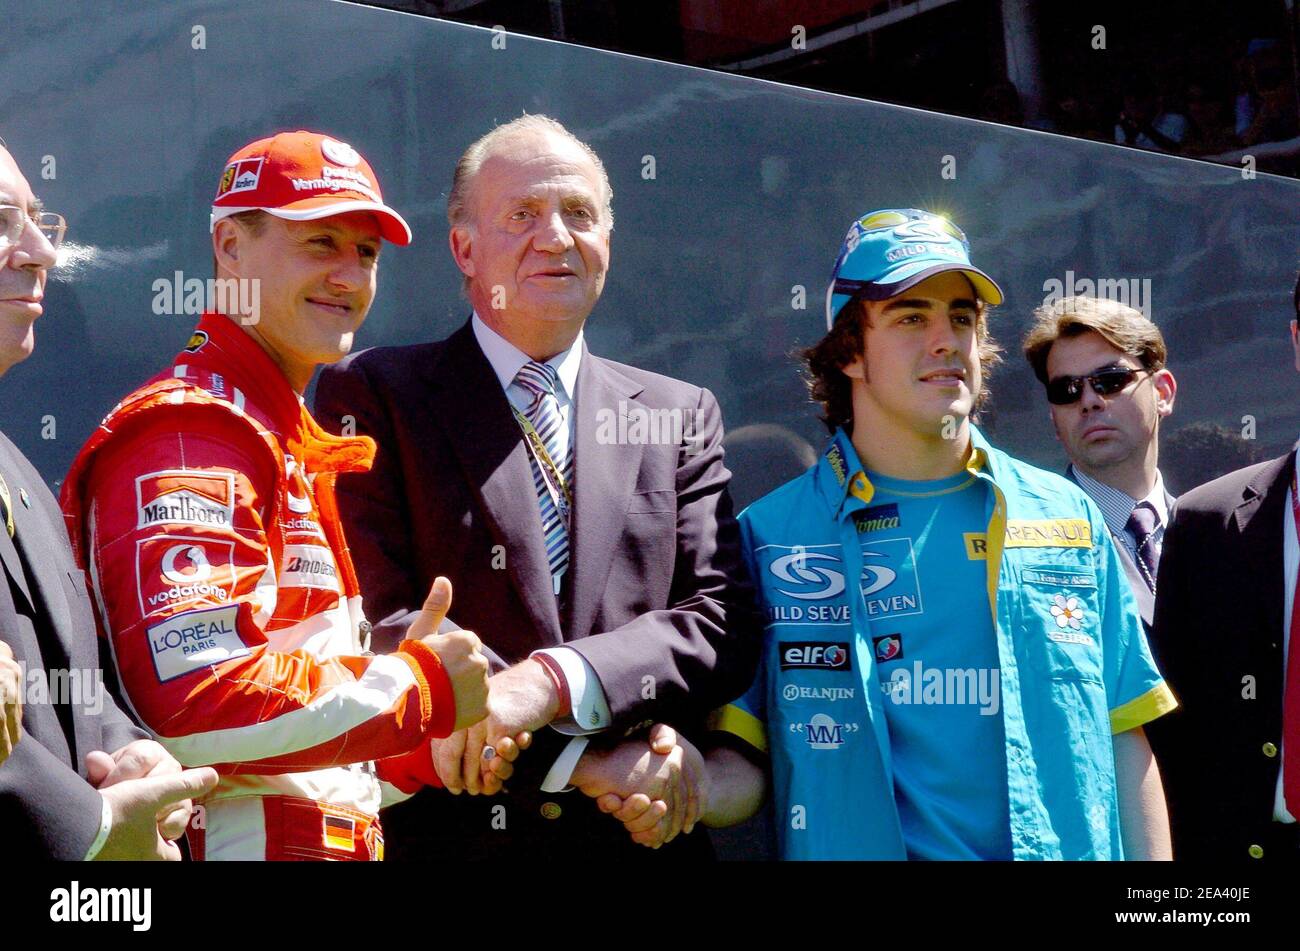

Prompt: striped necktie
[514,360,572,593]
[1124,502,1159,594]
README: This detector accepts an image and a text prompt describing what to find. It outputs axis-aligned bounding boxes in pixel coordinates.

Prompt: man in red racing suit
[60,132,491,860]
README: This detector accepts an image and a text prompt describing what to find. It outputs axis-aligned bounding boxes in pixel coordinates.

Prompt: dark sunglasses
[1045,366,1146,406]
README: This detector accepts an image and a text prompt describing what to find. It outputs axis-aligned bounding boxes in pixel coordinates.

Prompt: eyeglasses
[0,204,66,255]
[1045,365,1148,405]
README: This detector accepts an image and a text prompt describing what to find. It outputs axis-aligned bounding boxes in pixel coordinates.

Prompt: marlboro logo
[136,471,235,530]
[217,157,263,198]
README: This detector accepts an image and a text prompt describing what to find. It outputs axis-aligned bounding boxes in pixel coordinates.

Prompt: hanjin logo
[780,641,852,672]
[136,471,235,530]
[782,683,855,703]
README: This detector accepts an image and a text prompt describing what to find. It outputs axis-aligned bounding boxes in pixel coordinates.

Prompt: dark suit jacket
[1066,467,1176,631]
[1144,451,1296,862]
[0,430,145,859]
[315,321,760,860]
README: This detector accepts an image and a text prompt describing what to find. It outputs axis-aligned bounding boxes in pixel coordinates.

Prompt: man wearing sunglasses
[1022,296,1178,635]
[0,138,220,859]
[699,209,1176,859]
[1136,277,1300,862]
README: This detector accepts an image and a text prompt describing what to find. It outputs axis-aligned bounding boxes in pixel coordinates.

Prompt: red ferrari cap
[210,130,412,245]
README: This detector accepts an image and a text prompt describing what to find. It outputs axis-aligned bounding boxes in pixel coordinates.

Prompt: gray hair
[447,114,613,232]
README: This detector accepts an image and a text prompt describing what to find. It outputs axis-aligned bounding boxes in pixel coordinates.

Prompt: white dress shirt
[470,315,611,791]
[1069,466,1170,569]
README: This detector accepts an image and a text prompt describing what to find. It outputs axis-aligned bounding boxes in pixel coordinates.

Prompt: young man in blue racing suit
[692,209,1177,860]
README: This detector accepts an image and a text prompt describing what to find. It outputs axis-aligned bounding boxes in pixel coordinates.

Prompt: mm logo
[780,641,852,671]
[789,713,859,749]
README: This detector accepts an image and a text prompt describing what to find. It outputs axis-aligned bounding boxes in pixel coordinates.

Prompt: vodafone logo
[161,544,212,585]
[136,535,236,615]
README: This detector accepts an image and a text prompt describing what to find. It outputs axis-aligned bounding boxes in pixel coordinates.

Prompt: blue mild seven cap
[825,208,1004,331]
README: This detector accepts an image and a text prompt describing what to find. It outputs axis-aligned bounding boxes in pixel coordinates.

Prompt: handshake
[403,577,712,849]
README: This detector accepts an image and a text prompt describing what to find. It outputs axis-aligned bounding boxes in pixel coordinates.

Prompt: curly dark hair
[801,297,1002,432]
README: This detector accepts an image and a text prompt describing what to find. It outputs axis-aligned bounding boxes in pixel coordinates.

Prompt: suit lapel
[1232,452,1293,656]
[426,323,561,643]
[567,351,645,641]
[0,437,77,679]
[0,440,35,611]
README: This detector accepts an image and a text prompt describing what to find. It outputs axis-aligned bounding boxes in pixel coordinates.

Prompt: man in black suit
[0,139,216,859]
[1140,282,1300,862]
[1022,295,1178,633]
[316,115,759,859]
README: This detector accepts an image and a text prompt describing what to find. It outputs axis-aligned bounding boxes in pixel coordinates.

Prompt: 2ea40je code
[1129,886,1250,901]
[1196,887,1249,900]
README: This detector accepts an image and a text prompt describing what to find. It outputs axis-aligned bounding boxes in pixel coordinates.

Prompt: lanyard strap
[512,403,573,519]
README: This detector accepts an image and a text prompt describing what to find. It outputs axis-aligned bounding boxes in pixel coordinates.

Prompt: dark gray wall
[4,0,1299,498]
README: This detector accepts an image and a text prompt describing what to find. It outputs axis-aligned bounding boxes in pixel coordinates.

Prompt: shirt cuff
[83,795,113,861]
[540,735,590,793]
[531,647,611,735]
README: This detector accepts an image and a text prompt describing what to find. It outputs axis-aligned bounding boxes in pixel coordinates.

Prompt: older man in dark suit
[0,139,216,859]
[1142,284,1300,863]
[316,115,759,859]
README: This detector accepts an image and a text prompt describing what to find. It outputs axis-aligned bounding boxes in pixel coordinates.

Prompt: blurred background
[363,0,1300,177]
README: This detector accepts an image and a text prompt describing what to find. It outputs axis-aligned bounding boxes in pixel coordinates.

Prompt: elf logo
[779,641,852,672]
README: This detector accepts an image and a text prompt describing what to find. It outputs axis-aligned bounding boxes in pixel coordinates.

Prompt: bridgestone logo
[281,544,340,591]
[286,556,336,577]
